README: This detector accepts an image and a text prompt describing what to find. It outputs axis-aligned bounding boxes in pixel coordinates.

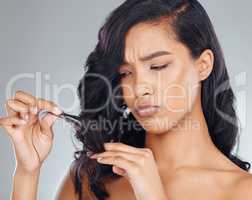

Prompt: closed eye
[118,71,131,78]
[119,63,169,78]
[150,64,169,70]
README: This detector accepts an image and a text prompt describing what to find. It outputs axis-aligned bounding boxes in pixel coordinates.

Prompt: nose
[133,64,154,98]
[134,83,154,98]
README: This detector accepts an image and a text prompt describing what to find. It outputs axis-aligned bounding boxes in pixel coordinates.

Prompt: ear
[195,49,214,81]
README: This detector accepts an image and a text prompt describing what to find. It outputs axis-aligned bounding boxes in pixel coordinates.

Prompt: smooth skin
[0,90,62,200]
[1,22,252,200]
[96,22,252,200]
[0,91,167,199]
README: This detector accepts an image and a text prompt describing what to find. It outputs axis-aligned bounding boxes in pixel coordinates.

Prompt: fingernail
[97,157,103,162]
[90,154,97,158]
[53,107,62,115]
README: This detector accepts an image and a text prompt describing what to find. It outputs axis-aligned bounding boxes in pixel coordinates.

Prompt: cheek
[161,62,199,111]
[118,62,200,133]
[120,82,135,107]
[133,73,197,134]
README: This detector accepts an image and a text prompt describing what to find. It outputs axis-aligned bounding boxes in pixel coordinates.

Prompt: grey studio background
[0,0,251,199]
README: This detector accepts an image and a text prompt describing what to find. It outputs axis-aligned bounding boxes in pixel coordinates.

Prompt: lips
[134,104,160,117]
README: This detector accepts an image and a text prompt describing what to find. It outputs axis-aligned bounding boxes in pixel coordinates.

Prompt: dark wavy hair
[65,0,251,199]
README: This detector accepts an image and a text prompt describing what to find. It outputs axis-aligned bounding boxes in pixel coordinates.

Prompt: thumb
[40,113,58,137]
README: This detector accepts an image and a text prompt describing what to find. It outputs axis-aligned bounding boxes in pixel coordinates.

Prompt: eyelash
[150,64,168,70]
[119,64,169,78]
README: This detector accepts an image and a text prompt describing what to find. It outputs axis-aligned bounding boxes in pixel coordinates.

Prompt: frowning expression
[118,22,201,133]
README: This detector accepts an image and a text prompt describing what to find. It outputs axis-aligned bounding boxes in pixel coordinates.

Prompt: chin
[144,128,168,135]
[136,111,187,134]
[135,117,171,133]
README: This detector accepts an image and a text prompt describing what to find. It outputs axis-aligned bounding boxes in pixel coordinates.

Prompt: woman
[1,0,252,199]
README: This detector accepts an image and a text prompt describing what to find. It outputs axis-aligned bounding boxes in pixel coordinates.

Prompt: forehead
[123,22,176,65]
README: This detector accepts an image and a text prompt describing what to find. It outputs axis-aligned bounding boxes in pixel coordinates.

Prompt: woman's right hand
[0,90,62,173]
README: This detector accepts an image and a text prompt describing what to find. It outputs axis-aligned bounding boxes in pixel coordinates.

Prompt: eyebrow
[122,50,171,66]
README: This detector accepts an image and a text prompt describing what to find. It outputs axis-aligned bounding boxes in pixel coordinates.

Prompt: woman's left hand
[90,142,167,200]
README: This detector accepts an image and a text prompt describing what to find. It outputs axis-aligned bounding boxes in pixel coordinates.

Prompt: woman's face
[118,22,202,134]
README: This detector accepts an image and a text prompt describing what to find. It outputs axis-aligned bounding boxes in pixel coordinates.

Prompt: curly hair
[64,0,251,199]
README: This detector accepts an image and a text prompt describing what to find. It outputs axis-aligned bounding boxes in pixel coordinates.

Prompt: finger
[14,91,38,117]
[7,99,30,121]
[35,121,53,141]
[7,99,29,113]
[0,116,27,126]
[96,155,137,176]
[36,98,62,116]
[14,90,36,106]
[14,90,62,115]
[112,166,126,176]
[27,105,39,124]
[5,102,17,117]
[39,113,57,139]
[91,150,141,163]
[104,142,144,155]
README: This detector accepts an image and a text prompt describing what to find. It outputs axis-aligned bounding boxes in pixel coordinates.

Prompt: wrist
[12,167,40,200]
[14,166,41,177]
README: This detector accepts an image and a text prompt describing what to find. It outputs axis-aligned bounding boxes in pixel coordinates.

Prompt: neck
[145,95,231,173]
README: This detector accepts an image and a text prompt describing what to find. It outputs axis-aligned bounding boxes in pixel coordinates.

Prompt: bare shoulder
[54,162,97,200]
[104,176,136,200]
[54,164,78,200]
[230,170,252,199]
